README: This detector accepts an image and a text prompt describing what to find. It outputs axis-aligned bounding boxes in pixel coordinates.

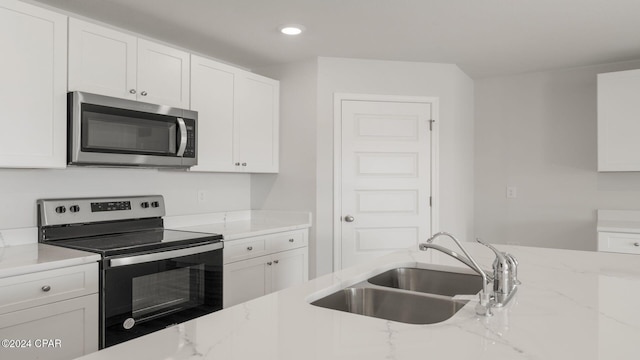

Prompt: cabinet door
[190,55,237,172]
[235,72,280,173]
[0,294,98,360]
[68,18,137,100]
[598,69,640,171]
[137,38,190,108]
[269,248,308,293]
[223,256,268,308]
[0,1,66,168]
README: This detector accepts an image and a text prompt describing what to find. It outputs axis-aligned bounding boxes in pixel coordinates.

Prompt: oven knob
[55,206,66,214]
[69,205,80,213]
[151,201,160,208]
[141,202,150,209]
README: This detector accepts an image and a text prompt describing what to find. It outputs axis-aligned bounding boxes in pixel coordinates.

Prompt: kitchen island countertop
[72,242,640,360]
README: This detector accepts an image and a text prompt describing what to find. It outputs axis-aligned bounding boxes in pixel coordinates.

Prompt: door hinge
[429,196,432,207]
[429,119,435,131]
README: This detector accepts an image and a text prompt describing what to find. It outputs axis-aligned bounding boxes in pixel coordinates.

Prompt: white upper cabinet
[236,73,280,173]
[190,55,237,172]
[69,18,190,108]
[68,18,136,101]
[0,0,67,168]
[136,38,190,108]
[190,55,279,173]
[597,69,640,171]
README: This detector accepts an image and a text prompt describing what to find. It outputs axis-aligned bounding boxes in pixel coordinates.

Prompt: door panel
[270,248,308,292]
[68,18,136,100]
[340,100,432,268]
[137,38,189,108]
[223,256,267,308]
[190,55,237,172]
[0,1,67,168]
[236,73,279,172]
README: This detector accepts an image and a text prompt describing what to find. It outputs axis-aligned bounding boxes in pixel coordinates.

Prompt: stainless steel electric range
[37,195,223,349]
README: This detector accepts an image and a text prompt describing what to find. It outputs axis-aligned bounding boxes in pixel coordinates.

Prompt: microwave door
[67,91,196,168]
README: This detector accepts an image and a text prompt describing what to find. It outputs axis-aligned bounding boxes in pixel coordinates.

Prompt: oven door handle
[176,117,187,157]
[109,242,223,267]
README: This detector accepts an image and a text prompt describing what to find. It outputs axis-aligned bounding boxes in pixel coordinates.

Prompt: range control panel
[91,201,132,212]
[38,195,165,227]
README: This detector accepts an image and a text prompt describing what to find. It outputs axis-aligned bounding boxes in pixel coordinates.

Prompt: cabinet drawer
[0,263,98,315]
[598,232,640,255]
[224,238,267,264]
[267,230,307,253]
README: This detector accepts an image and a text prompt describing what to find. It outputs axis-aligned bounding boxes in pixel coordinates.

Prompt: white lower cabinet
[0,263,99,360]
[598,231,640,255]
[223,229,308,308]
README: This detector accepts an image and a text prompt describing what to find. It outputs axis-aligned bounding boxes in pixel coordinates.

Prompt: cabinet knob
[634,242,640,247]
[129,89,136,94]
[267,261,272,266]
[344,215,355,222]
[235,162,240,166]
[274,260,279,264]
[247,246,253,251]
[41,285,51,292]
[140,91,148,96]
[242,163,247,166]
[289,238,294,243]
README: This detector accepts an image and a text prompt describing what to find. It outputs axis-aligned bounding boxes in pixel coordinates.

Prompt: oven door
[101,242,223,348]
[68,91,197,167]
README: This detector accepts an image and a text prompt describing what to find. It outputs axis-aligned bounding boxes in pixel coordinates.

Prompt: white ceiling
[33,0,640,78]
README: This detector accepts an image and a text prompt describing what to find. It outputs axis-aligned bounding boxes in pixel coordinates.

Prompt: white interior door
[339,99,433,269]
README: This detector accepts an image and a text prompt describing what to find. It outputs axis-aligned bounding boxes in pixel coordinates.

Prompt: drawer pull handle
[289,239,294,243]
[634,242,640,247]
[247,246,253,251]
[267,261,272,266]
[274,260,279,264]
[41,285,51,292]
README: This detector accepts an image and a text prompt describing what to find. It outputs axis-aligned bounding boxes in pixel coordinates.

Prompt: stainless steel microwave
[68,91,197,168]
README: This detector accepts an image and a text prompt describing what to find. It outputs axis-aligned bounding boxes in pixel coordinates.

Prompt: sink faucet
[419,232,519,316]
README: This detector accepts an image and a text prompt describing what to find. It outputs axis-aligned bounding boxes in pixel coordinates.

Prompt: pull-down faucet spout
[420,232,493,316]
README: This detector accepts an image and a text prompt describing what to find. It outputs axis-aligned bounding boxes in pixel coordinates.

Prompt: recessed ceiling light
[279,25,304,36]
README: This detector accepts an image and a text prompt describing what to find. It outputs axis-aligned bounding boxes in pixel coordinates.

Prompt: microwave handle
[176,117,187,157]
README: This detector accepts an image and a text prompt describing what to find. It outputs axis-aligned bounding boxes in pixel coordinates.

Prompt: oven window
[131,264,204,321]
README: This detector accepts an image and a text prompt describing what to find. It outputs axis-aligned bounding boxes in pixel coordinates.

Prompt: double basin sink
[310,267,483,324]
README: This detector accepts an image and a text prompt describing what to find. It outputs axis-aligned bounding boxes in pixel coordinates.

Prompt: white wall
[315,57,475,276]
[251,59,319,277]
[0,167,250,230]
[475,59,640,251]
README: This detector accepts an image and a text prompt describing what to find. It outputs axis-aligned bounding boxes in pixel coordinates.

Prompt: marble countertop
[72,243,640,360]
[0,243,101,278]
[0,210,311,278]
[165,210,312,241]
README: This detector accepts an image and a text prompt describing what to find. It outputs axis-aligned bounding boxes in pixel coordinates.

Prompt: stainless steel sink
[310,267,484,324]
[310,287,468,324]
[367,267,483,296]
